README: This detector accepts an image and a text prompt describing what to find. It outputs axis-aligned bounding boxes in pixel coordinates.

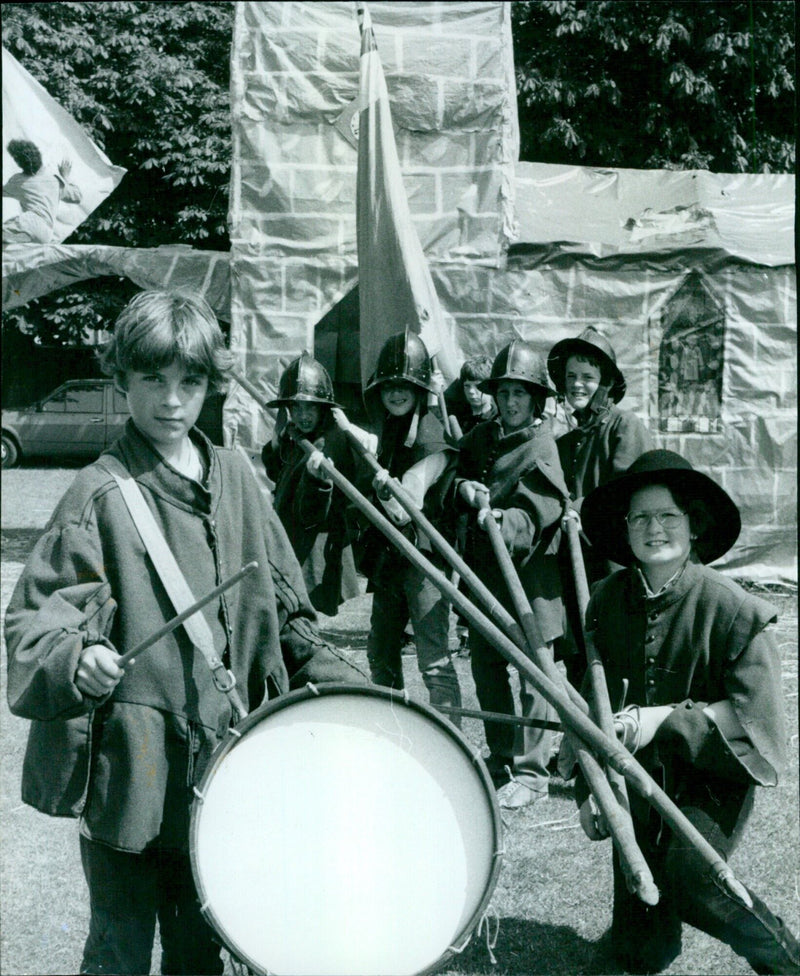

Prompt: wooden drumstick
[117,561,259,667]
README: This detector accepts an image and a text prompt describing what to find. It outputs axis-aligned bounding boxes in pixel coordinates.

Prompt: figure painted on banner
[547,327,650,686]
[3,139,82,245]
[572,450,800,975]
[356,329,463,722]
[455,340,567,809]
[443,355,497,439]
[678,334,705,416]
[262,352,374,616]
[4,291,364,976]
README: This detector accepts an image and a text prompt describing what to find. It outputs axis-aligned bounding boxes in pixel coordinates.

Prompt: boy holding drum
[4,291,363,975]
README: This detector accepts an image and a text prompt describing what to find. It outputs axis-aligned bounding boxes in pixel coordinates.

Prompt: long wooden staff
[430,354,453,439]
[297,437,753,908]
[476,497,657,904]
[564,518,614,724]
[564,516,635,811]
[339,422,586,710]
[338,422,654,896]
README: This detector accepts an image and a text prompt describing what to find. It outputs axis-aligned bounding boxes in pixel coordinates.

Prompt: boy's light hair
[100,291,234,393]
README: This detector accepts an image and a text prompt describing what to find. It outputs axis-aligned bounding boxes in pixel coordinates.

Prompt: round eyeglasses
[625,510,686,531]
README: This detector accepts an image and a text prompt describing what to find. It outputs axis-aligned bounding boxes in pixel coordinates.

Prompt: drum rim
[190,682,504,976]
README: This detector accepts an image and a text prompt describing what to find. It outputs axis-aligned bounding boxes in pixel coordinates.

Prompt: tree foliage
[1,1,795,349]
[512,0,795,172]
[2,0,233,345]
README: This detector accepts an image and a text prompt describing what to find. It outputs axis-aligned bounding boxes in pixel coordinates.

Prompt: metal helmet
[266,352,340,408]
[365,329,433,393]
[547,327,626,403]
[479,340,557,398]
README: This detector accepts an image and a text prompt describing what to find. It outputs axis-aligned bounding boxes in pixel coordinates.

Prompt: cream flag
[2,46,126,244]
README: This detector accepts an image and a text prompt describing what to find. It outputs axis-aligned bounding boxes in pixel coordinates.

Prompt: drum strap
[98,456,248,721]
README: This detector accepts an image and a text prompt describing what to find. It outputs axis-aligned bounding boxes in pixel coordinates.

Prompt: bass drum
[191,683,502,976]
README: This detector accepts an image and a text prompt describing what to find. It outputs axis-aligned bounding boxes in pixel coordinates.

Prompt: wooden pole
[478,499,657,904]
[297,438,753,909]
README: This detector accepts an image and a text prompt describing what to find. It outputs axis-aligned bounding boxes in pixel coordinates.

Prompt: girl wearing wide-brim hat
[547,327,650,687]
[573,450,799,974]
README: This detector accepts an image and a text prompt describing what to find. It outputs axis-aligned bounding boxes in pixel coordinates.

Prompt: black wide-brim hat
[547,328,626,403]
[581,450,741,566]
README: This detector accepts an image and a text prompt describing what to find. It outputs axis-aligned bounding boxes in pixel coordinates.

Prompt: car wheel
[1,433,19,468]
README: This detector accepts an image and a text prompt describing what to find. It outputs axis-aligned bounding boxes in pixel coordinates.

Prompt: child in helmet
[359,329,463,721]
[575,450,800,974]
[262,352,371,616]
[455,340,568,808]
[547,327,650,686]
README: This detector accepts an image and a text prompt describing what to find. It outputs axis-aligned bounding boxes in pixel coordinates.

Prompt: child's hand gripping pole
[476,496,659,905]
[331,407,379,455]
[295,437,754,908]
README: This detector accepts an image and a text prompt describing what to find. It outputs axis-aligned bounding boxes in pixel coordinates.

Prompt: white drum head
[191,685,501,976]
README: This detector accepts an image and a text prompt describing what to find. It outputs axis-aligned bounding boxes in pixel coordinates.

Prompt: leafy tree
[2,1,795,351]
[512,0,795,173]
[2,0,233,346]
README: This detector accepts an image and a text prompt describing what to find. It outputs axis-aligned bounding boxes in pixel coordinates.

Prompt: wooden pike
[478,497,657,904]
[298,437,753,910]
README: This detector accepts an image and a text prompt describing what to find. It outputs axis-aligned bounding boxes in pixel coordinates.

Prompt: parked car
[1,380,224,467]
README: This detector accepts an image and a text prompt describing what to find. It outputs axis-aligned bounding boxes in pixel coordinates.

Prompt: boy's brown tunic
[5,422,363,847]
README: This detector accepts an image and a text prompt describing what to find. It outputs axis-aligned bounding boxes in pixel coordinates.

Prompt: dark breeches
[610,777,800,974]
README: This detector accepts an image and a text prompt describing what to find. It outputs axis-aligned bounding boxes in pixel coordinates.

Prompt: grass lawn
[1,465,797,975]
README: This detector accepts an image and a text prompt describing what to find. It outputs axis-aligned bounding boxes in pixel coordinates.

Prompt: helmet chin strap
[558,380,612,430]
[587,382,612,415]
[557,395,578,431]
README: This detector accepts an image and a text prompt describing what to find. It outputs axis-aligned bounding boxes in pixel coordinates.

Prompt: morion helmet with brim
[365,329,433,394]
[267,352,341,408]
[581,449,741,566]
[479,340,557,398]
[547,327,626,403]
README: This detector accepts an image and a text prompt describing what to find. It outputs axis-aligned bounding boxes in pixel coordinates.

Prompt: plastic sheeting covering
[427,255,796,583]
[225,0,795,582]
[225,1,518,451]
[514,164,795,266]
[2,243,231,322]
